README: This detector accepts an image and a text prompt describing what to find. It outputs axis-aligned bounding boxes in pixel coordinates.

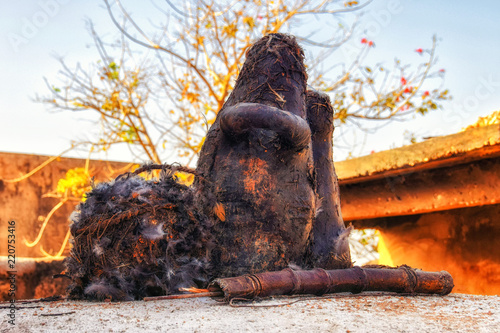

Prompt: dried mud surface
[1,293,498,332]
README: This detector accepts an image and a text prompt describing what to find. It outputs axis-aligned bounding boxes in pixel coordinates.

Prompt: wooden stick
[40,311,76,317]
[144,291,223,301]
[208,266,454,302]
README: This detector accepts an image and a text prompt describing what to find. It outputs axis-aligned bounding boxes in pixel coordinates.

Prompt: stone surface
[1,293,498,332]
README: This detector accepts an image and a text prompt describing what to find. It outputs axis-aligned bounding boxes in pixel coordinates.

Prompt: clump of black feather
[65,171,215,301]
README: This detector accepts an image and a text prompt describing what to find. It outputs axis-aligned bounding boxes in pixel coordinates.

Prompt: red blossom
[404,86,413,94]
[439,69,445,73]
[361,38,368,44]
[368,41,374,47]
[401,77,407,85]
[401,104,410,111]
[423,91,430,96]
[370,150,375,154]
[415,48,423,54]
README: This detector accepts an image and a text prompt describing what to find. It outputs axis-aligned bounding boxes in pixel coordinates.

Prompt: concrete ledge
[3,293,498,332]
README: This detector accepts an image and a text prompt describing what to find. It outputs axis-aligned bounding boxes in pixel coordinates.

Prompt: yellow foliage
[174,171,194,186]
[56,167,91,200]
[344,1,359,7]
[243,17,255,29]
[222,23,237,37]
[463,110,500,131]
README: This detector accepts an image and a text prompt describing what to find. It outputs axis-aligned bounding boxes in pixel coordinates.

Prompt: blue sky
[1,1,499,163]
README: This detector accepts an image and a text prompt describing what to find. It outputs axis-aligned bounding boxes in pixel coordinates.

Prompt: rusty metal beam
[340,156,500,221]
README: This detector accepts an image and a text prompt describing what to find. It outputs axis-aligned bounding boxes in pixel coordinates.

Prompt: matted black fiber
[65,171,215,301]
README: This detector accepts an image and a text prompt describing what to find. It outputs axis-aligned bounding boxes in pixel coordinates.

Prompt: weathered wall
[2,151,499,297]
[0,258,68,300]
[374,205,500,295]
[0,152,131,258]
[337,134,500,296]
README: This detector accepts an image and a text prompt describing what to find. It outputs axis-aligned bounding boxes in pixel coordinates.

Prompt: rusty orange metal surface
[340,156,500,221]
